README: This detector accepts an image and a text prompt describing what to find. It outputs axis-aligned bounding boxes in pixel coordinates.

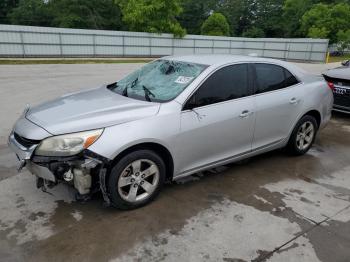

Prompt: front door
[175,64,256,175]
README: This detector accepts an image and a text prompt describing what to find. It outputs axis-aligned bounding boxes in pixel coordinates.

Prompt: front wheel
[286,115,318,155]
[108,150,166,210]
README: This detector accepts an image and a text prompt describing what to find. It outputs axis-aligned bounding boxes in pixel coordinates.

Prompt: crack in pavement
[253,204,350,261]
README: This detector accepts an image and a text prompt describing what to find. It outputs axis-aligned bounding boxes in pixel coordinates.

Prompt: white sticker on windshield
[175,76,194,84]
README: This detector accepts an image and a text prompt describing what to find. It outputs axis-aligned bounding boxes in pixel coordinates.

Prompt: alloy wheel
[296,121,315,151]
[117,159,160,203]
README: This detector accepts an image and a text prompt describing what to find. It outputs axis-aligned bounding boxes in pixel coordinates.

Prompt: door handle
[289,97,298,104]
[239,110,252,118]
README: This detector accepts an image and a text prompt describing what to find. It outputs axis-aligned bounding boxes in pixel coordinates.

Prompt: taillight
[327,81,335,90]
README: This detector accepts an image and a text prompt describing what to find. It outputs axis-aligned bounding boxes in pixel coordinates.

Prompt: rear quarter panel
[297,78,333,130]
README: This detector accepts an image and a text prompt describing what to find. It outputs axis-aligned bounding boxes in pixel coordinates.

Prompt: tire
[286,115,318,156]
[108,149,166,210]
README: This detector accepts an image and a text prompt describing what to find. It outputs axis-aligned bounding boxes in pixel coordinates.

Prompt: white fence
[0,24,329,62]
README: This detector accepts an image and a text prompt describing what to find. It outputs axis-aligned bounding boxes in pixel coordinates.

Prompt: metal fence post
[149,36,152,57]
[19,31,25,58]
[58,32,63,57]
[93,34,96,58]
[122,35,125,57]
[262,41,266,57]
[171,37,174,55]
[285,41,290,60]
[308,42,313,62]
[324,39,330,63]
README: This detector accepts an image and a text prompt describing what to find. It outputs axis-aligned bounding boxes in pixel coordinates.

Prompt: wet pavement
[0,62,349,262]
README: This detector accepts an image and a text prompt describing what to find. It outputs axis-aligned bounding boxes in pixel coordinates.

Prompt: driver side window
[184,64,249,110]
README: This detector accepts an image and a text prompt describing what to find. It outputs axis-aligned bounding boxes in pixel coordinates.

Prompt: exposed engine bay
[24,149,111,205]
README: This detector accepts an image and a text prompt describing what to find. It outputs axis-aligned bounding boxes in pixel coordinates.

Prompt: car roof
[164,54,287,66]
[163,54,311,81]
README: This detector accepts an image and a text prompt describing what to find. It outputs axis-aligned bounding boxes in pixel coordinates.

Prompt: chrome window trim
[181,61,302,111]
[181,94,254,113]
[252,82,303,98]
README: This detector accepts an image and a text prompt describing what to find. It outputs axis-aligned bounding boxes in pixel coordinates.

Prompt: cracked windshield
[110,60,207,102]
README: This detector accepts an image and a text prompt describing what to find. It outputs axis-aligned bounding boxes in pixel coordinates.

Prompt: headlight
[35,129,103,157]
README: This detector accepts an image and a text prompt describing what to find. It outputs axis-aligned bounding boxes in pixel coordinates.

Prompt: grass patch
[0,59,152,65]
[328,54,350,63]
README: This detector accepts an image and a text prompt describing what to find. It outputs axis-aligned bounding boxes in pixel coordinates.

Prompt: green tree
[307,26,330,38]
[337,29,350,52]
[9,0,123,30]
[301,3,330,36]
[217,0,254,36]
[301,3,350,43]
[0,0,19,24]
[282,0,313,37]
[253,0,285,38]
[201,12,230,36]
[217,0,285,37]
[9,0,52,26]
[242,27,265,38]
[49,0,123,30]
[178,0,216,35]
[118,0,186,37]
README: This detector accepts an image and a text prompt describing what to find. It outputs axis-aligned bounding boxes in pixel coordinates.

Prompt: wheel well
[303,110,321,128]
[109,142,174,181]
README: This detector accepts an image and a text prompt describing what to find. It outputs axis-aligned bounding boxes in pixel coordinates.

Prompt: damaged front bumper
[8,132,111,203]
[8,132,37,171]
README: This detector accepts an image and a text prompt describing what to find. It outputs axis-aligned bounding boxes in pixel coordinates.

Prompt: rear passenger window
[190,64,249,108]
[284,69,299,87]
[254,64,299,94]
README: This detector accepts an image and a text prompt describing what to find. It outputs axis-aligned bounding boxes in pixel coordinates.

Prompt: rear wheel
[108,150,165,209]
[286,115,318,155]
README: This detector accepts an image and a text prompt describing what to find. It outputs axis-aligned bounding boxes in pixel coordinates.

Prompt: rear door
[252,63,303,150]
[175,64,256,174]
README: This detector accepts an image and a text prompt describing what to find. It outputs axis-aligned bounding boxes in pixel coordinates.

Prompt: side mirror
[341,60,349,66]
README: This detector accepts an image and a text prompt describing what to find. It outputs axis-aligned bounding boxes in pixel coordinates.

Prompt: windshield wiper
[142,85,155,102]
[122,77,138,97]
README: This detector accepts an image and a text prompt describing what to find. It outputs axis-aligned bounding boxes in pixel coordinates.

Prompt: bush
[201,12,230,36]
[242,27,265,38]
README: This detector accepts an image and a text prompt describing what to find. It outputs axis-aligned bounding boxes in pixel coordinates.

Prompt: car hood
[26,86,160,135]
[324,67,350,81]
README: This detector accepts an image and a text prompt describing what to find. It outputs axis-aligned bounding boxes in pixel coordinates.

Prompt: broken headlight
[35,129,103,157]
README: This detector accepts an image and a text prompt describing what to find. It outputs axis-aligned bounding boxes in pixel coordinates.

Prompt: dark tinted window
[284,68,299,87]
[189,64,249,108]
[255,64,299,94]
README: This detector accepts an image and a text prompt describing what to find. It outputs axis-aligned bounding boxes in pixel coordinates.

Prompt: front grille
[14,132,40,148]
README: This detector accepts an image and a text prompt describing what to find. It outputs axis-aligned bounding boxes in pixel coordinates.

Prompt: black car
[323,60,350,113]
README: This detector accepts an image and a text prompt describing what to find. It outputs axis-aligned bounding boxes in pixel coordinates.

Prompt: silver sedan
[8,55,333,209]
